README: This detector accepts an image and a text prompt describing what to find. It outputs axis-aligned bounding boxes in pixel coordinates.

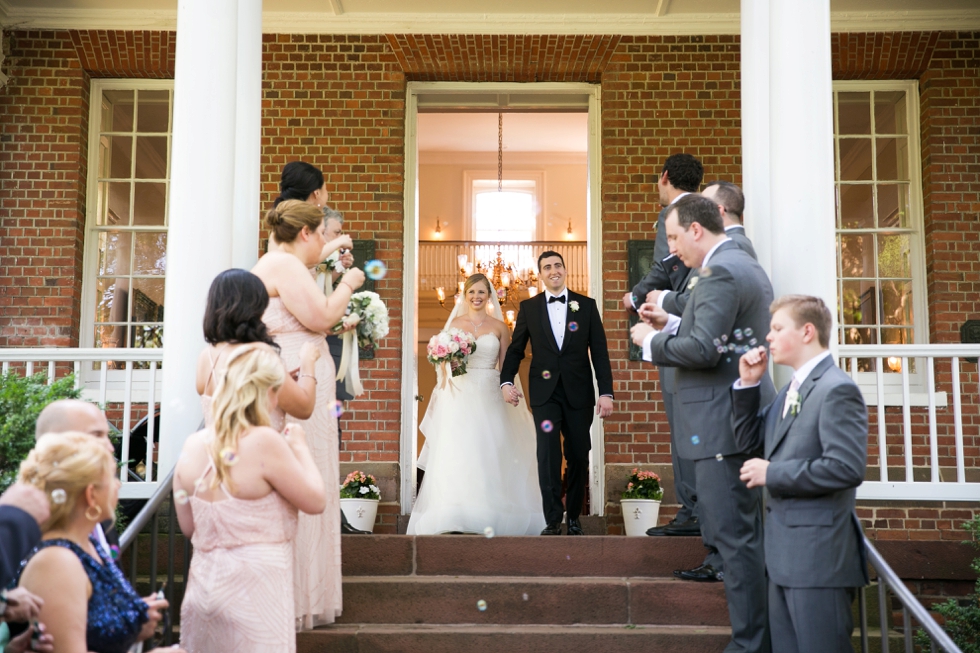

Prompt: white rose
[359,486,370,495]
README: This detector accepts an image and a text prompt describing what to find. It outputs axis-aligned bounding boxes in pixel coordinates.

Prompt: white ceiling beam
[655,0,671,17]
[328,0,344,16]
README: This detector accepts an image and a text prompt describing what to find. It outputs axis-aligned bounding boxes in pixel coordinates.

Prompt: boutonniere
[787,388,801,416]
[686,276,699,292]
[318,251,346,276]
[569,300,580,312]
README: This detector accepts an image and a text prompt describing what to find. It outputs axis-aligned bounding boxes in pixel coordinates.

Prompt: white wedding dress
[407,332,546,536]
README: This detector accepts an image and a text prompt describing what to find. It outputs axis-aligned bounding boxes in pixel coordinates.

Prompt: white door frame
[400,81,605,515]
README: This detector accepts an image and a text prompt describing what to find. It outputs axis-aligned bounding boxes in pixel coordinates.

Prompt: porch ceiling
[2,0,979,34]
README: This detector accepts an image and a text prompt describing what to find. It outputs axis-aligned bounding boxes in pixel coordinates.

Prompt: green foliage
[0,372,81,493]
[916,515,980,652]
[621,468,664,501]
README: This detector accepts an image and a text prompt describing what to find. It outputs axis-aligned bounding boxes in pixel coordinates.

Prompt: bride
[407,273,546,536]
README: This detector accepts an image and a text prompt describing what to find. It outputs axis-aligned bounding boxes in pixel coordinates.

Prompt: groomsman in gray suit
[631,194,774,653]
[733,296,869,653]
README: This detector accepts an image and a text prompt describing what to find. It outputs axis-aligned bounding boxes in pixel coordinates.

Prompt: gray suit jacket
[732,355,870,588]
[646,241,776,460]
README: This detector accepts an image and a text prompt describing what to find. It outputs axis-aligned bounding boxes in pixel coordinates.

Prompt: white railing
[0,348,164,499]
[840,344,980,502]
[419,240,588,293]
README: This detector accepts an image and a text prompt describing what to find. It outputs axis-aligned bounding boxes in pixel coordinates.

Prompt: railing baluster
[120,361,134,482]
[950,357,965,484]
[1,361,8,375]
[47,360,55,385]
[26,361,33,376]
[73,361,81,389]
[903,604,913,653]
[147,361,157,483]
[849,356,859,383]
[901,357,913,483]
[926,357,939,483]
[859,585,869,653]
[149,511,160,597]
[879,579,890,653]
[876,356,888,483]
[167,494,177,645]
[99,360,108,408]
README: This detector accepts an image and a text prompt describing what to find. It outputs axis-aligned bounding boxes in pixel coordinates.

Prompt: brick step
[337,576,730,626]
[343,534,708,577]
[297,624,734,653]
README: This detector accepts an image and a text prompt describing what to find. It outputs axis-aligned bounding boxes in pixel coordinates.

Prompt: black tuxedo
[501,290,613,524]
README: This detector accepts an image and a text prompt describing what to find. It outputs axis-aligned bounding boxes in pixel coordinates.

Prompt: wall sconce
[567,218,573,237]
[434,218,443,238]
[505,310,516,329]
[436,287,446,306]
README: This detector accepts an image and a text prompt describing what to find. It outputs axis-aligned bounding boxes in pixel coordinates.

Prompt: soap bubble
[566,555,571,560]
[749,338,758,346]
[691,435,701,445]
[484,526,495,539]
[220,448,238,466]
[716,454,724,461]
[174,489,189,505]
[364,260,387,280]
[726,357,731,363]
[734,329,743,341]
[477,600,487,612]
[50,489,67,505]
[728,343,736,351]
[716,346,726,354]
[712,338,721,347]
[329,400,344,418]
[720,334,728,343]
[542,370,551,380]
[193,478,206,493]
[540,420,554,433]
[744,328,753,337]
[568,322,579,332]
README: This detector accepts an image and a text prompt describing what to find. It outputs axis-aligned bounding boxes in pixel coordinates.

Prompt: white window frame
[834,80,935,405]
[79,79,174,399]
[463,169,545,241]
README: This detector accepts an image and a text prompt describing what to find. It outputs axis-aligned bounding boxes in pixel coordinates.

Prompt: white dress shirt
[641,237,732,363]
[545,288,569,349]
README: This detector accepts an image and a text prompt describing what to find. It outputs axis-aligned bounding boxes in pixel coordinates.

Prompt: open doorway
[399,83,604,517]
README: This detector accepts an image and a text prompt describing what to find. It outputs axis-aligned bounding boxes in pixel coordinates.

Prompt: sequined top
[16,536,148,653]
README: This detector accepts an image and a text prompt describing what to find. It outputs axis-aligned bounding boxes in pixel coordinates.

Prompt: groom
[501,251,614,535]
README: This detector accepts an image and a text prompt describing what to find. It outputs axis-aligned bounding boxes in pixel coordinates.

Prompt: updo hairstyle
[209,346,286,490]
[274,161,324,207]
[265,200,325,245]
[18,432,115,531]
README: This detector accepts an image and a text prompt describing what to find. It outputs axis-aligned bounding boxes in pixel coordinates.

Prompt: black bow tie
[548,295,566,304]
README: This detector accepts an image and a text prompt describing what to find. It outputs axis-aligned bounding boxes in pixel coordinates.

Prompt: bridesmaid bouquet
[332,291,389,397]
[427,328,477,383]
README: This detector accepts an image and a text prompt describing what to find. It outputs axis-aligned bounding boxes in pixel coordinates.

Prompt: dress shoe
[566,518,585,535]
[673,564,724,583]
[646,516,702,537]
[541,522,563,535]
[341,511,371,535]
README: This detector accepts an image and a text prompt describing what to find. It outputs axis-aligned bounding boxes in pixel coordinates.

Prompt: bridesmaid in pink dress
[252,199,365,629]
[174,346,327,652]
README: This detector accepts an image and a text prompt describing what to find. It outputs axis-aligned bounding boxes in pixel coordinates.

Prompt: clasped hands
[501,386,613,418]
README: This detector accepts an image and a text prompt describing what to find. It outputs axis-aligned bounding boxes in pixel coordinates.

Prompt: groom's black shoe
[566,518,585,536]
[646,516,702,537]
[541,522,563,536]
[341,510,370,535]
[673,564,724,583]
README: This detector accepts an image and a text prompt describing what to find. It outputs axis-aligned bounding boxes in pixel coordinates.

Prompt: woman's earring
[85,504,103,522]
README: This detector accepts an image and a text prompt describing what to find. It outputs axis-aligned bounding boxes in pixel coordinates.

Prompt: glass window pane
[839,184,874,229]
[95,324,129,349]
[841,280,877,325]
[133,183,167,225]
[879,327,913,346]
[134,137,168,179]
[475,191,535,242]
[97,232,132,276]
[837,138,873,181]
[96,277,131,323]
[874,91,907,135]
[877,233,911,278]
[875,137,909,181]
[842,326,877,345]
[877,184,910,228]
[100,136,132,179]
[839,233,876,278]
[98,182,131,226]
[880,281,913,327]
[136,90,170,132]
[101,90,134,132]
[132,278,166,322]
[132,325,164,349]
[133,232,167,276]
[837,92,871,134]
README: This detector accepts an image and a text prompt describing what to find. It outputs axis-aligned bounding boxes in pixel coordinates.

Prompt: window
[834,82,927,368]
[464,171,543,241]
[82,81,173,358]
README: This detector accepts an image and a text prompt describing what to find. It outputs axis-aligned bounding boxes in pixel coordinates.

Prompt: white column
[232,0,263,269]
[768,0,837,318]
[739,0,772,277]
[159,0,263,475]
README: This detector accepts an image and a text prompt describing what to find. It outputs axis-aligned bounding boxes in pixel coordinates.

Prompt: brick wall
[0,28,978,538]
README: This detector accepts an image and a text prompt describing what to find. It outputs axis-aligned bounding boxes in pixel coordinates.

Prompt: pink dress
[180,460,299,652]
[263,297,343,630]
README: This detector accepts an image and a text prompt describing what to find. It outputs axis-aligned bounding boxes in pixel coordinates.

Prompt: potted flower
[340,471,381,533]
[620,468,664,537]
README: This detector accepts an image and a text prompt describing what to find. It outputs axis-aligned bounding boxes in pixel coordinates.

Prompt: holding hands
[501,385,522,407]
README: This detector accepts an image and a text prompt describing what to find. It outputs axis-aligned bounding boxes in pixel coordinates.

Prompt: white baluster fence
[1,348,164,499]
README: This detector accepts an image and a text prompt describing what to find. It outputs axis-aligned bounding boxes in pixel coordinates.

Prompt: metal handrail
[119,467,174,552]
[859,536,962,653]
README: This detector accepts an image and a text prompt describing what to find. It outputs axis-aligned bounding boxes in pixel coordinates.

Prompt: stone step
[342,534,709,577]
[337,576,730,626]
[297,624,733,653]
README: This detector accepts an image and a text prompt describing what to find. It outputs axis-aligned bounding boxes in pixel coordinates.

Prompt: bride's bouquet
[427,328,477,383]
[332,291,389,397]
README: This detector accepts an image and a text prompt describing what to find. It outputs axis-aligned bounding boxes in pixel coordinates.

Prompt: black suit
[501,290,614,525]
[0,506,41,587]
